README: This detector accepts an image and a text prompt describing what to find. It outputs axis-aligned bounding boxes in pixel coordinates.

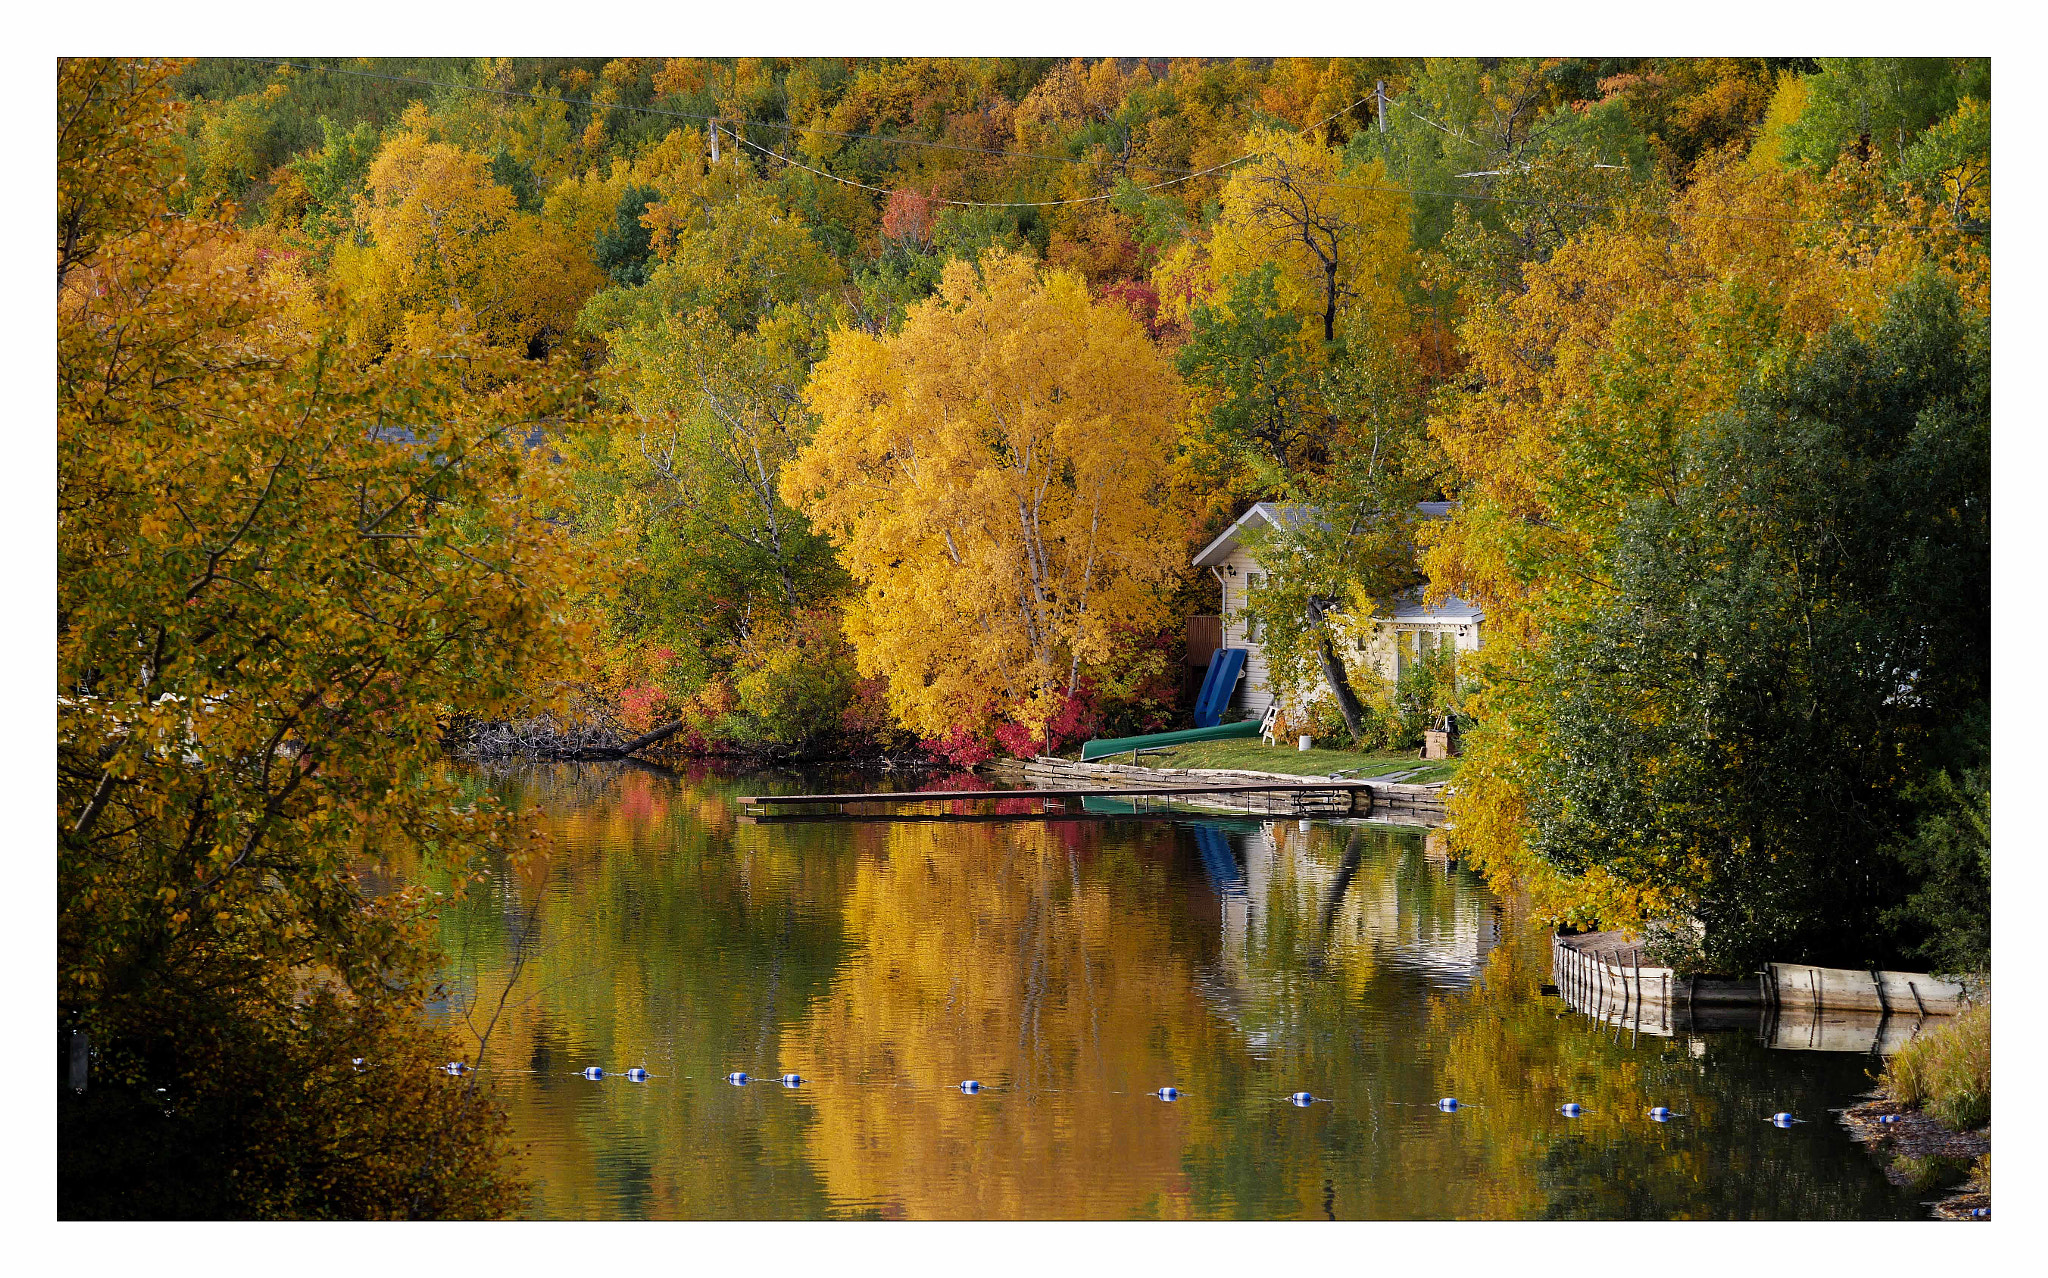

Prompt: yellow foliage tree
[786,251,1185,741]
[331,127,602,354]
[1204,127,1413,346]
[57,58,600,1217]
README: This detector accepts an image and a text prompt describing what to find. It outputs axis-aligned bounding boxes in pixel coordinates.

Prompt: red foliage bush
[617,683,676,734]
[929,724,996,767]
[1099,278,1164,338]
[990,684,1105,759]
[880,189,934,247]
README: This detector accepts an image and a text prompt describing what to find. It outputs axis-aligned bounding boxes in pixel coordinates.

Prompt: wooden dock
[986,755,1450,822]
[736,780,1372,822]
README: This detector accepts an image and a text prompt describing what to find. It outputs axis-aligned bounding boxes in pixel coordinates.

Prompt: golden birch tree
[786,251,1185,741]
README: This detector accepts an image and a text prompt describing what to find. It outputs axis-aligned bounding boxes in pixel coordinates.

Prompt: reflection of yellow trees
[783,820,1231,1218]
[437,764,857,1218]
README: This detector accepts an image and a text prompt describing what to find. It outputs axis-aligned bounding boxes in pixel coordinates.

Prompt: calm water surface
[431,762,1924,1220]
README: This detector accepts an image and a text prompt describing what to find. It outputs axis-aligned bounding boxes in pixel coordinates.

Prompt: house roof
[1191,502,1320,569]
[1191,500,1455,570]
[1383,587,1483,626]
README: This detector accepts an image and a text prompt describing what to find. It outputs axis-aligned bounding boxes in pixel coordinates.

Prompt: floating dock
[736,780,1372,823]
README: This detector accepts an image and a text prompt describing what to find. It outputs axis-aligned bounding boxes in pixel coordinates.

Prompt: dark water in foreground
[430,762,1924,1220]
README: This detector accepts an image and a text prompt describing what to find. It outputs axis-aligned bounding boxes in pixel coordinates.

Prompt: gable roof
[1191,501,1455,570]
[1191,502,1320,569]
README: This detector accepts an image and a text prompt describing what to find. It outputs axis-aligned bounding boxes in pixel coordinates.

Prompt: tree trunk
[1307,597,1368,743]
[1314,632,1369,743]
[1323,259,1339,344]
[575,718,691,760]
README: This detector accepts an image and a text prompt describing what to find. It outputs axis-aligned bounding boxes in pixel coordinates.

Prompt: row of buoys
[722,1072,806,1087]
[409,1060,1802,1130]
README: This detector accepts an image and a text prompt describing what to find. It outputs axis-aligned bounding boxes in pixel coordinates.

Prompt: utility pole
[708,118,720,164]
[1376,81,1387,133]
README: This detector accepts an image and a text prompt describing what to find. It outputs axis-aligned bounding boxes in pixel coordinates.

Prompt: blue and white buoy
[1436,1097,1460,1112]
[1154,1087,1180,1102]
[1647,1106,1673,1122]
[1560,1102,1584,1117]
[444,1061,469,1076]
[1288,1092,1317,1107]
[959,1079,982,1094]
[781,1074,803,1088]
[1877,1114,1900,1125]
[1771,1112,1798,1127]
[626,1068,649,1082]
[582,1066,605,1081]
[351,1057,366,1072]
[725,1072,750,1086]
[1970,1208,1990,1219]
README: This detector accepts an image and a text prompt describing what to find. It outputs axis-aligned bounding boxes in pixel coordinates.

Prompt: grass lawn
[1089,737,1461,784]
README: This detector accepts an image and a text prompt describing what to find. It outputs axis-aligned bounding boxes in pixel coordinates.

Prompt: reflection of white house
[1190,502,1484,719]
[1199,823,1501,1044]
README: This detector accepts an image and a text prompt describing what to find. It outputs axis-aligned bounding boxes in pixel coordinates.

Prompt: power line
[721,121,1249,209]
[237,58,1211,178]
[723,93,1377,210]
[240,57,1913,232]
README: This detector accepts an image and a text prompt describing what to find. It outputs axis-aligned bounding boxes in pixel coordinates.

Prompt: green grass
[1096,737,1461,784]
[1883,998,1991,1129]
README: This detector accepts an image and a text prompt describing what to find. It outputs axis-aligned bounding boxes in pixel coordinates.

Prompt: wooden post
[709,118,720,163]
[1869,969,1891,1016]
[1376,81,1387,133]
[68,1030,88,1093]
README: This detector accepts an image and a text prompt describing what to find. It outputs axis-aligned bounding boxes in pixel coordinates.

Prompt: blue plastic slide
[1192,648,1247,727]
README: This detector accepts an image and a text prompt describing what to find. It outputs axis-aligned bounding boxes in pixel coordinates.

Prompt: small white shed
[1189,501,1483,719]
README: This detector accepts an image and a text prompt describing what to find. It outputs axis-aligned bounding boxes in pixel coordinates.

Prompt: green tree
[1516,273,1987,973]
[1883,756,1991,975]
[1780,57,1989,172]
[594,183,659,286]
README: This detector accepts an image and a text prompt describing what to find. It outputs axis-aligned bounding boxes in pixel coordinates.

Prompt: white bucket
[1298,734,1312,751]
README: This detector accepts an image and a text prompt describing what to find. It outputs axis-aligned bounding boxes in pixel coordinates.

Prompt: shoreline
[1839,1094,1990,1220]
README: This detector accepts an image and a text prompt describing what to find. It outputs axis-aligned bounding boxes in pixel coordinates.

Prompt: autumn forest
[57,56,1989,1218]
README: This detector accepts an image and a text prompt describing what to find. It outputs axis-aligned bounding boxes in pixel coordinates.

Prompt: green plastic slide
[1079,719,1261,762]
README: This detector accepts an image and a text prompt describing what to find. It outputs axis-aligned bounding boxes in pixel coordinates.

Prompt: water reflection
[428,762,1923,1220]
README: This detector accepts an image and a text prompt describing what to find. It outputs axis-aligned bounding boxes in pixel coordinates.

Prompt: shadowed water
[427,762,1924,1220]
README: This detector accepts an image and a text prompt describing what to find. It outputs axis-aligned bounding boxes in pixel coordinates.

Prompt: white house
[1189,501,1484,720]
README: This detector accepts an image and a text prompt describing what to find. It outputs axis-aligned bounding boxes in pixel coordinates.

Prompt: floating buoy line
[391,1059,1812,1133]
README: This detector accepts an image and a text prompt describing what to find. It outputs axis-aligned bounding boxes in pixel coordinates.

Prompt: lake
[430,761,1926,1220]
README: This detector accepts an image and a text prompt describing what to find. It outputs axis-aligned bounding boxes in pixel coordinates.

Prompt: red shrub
[881,189,934,247]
